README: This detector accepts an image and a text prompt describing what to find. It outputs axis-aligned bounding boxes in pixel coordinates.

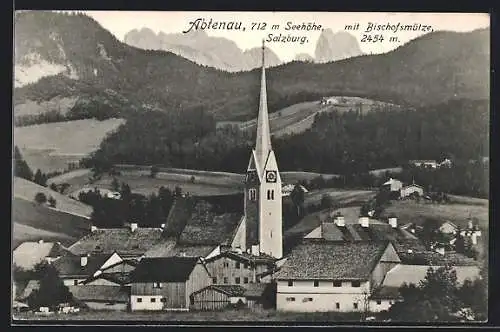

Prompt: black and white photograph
[12,10,489,324]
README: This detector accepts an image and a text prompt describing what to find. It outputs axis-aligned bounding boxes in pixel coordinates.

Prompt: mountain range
[123,28,364,71]
[14,11,489,122]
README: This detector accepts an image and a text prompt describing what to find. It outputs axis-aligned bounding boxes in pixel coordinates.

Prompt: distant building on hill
[282,184,309,197]
[319,97,339,105]
[409,160,438,169]
[400,183,424,198]
[381,178,403,192]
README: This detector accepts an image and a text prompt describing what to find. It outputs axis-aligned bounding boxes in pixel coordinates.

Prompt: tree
[174,186,183,197]
[457,260,487,321]
[111,177,120,192]
[14,146,33,181]
[387,265,464,322]
[320,194,334,210]
[27,261,73,310]
[48,196,57,208]
[33,169,47,186]
[34,192,47,204]
[290,183,305,217]
[49,183,58,192]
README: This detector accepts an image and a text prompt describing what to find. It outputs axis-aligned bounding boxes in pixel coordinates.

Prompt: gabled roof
[205,250,276,265]
[68,285,129,303]
[68,227,165,256]
[394,241,478,266]
[82,272,132,286]
[178,200,243,246]
[52,253,110,278]
[402,183,423,189]
[193,285,247,297]
[168,244,216,258]
[275,240,390,280]
[310,222,418,243]
[130,257,201,282]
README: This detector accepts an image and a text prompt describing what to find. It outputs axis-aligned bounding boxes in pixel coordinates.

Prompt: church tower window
[249,188,257,201]
[267,189,274,200]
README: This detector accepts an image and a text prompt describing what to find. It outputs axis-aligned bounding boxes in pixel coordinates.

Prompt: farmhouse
[275,241,400,312]
[440,221,459,235]
[400,183,424,198]
[381,178,403,192]
[409,160,438,168]
[52,252,117,286]
[190,283,272,311]
[129,257,211,311]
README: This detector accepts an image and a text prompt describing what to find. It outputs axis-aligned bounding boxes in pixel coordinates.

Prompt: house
[409,160,438,169]
[129,257,211,311]
[68,285,129,311]
[67,223,166,258]
[203,249,277,286]
[400,183,424,198]
[370,264,480,312]
[274,240,400,312]
[52,252,120,286]
[13,240,67,270]
[320,97,339,105]
[190,283,272,311]
[438,158,453,168]
[282,184,309,197]
[439,221,459,235]
[381,178,403,192]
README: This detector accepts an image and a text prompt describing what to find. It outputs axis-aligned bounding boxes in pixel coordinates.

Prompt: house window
[288,280,293,287]
[270,230,272,238]
[153,282,162,288]
[223,262,229,268]
[376,300,382,305]
[74,280,79,286]
[137,298,142,303]
[353,303,358,310]
[151,298,156,303]
[267,189,275,200]
[335,302,340,309]
[303,297,313,302]
[160,298,166,303]
[313,280,319,287]
[235,262,240,269]
[235,277,241,284]
[286,297,295,302]
[352,281,361,287]
[333,281,342,287]
[223,277,228,284]
[212,277,217,284]
[244,277,249,284]
[249,189,257,201]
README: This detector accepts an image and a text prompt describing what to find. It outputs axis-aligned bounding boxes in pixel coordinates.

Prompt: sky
[83,11,489,62]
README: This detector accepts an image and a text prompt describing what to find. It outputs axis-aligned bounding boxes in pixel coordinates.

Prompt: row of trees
[78,181,179,228]
[14,146,51,187]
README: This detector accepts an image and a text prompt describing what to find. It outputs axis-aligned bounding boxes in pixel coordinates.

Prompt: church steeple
[255,39,272,174]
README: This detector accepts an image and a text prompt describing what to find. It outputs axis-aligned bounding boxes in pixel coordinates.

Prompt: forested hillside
[15,11,489,122]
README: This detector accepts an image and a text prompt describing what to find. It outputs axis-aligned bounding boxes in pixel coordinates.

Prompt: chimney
[90,225,98,233]
[467,219,473,230]
[251,244,260,256]
[80,255,88,267]
[334,215,345,227]
[388,216,398,228]
[471,233,478,245]
[359,216,369,228]
[130,223,138,232]
[38,239,44,244]
[160,223,166,229]
[407,249,413,254]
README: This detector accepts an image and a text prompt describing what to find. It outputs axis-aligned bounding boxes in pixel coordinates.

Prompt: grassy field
[14,177,92,217]
[303,189,376,207]
[12,197,91,247]
[380,199,489,230]
[218,97,401,138]
[13,222,76,249]
[14,96,79,117]
[14,118,125,173]
[13,308,366,322]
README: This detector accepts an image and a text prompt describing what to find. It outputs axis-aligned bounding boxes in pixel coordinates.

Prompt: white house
[274,241,400,312]
[400,184,424,198]
[382,178,403,192]
[409,160,438,169]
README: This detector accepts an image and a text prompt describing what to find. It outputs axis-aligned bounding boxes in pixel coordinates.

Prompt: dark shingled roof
[68,285,129,303]
[162,197,197,238]
[82,271,133,286]
[168,244,216,258]
[52,253,110,278]
[68,227,165,256]
[178,201,243,246]
[205,250,276,265]
[195,285,247,297]
[130,257,200,282]
[275,240,389,280]
[313,222,418,243]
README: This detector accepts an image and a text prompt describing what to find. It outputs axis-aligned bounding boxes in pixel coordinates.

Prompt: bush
[34,192,47,204]
[48,196,57,208]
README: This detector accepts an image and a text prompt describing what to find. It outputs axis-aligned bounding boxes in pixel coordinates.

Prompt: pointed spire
[255,39,272,173]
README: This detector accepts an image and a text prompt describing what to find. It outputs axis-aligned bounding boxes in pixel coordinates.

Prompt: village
[12,43,486,322]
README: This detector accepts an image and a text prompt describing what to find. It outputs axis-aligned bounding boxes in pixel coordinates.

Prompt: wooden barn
[129,257,211,311]
[190,283,272,311]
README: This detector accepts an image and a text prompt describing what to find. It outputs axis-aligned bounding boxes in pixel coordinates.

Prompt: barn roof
[275,240,390,280]
[130,257,201,282]
[68,285,129,303]
[68,227,165,256]
[197,285,247,297]
[169,244,217,258]
[52,253,110,278]
[178,200,243,246]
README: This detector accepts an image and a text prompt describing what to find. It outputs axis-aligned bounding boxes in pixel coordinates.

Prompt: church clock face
[266,170,277,183]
